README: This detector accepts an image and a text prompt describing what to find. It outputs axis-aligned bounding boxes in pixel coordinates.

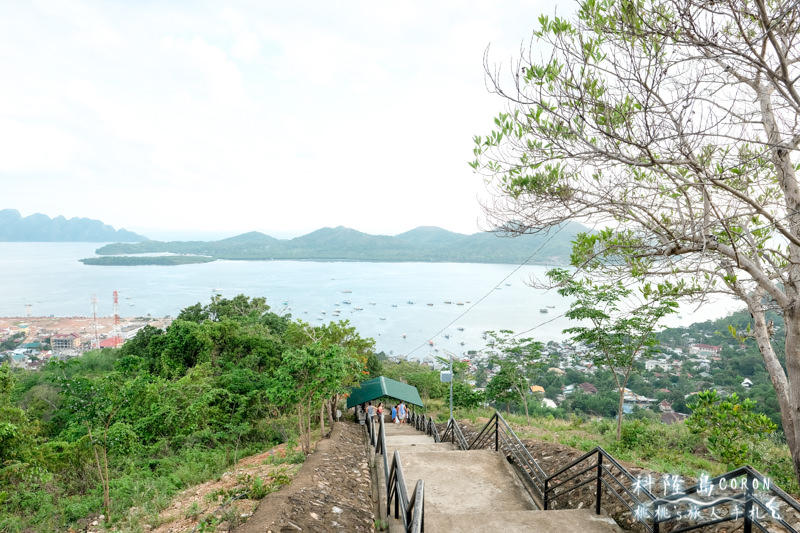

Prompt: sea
[0,243,745,360]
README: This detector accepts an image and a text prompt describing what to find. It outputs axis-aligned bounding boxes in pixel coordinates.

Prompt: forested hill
[87,222,588,265]
[0,209,146,242]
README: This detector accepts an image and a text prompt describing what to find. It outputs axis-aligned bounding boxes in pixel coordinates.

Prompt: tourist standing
[391,404,397,424]
[398,401,407,424]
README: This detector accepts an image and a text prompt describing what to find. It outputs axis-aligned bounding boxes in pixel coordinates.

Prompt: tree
[472,0,800,484]
[548,269,677,439]
[484,330,545,425]
[269,343,363,454]
[687,389,776,468]
[284,319,376,425]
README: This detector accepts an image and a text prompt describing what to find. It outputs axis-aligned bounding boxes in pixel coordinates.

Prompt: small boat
[407,301,415,305]
[379,317,386,320]
[402,333,407,338]
[457,326,464,331]
[428,340,434,346]
[369,302,377,305]
[444,300,452,304]
[427,303,434,306]
[354,306,364,311]
[391,304,398,308]
[456,302,465,306]
[546,305,555,309]
[343,300,351,305]
[342,290,352,293]
[540,308,548,313]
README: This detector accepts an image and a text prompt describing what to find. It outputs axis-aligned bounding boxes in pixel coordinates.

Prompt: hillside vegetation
[0,295,374,532]
[86,222,586,265]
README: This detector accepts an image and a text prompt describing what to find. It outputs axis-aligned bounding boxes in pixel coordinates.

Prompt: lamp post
[442,349,455,421]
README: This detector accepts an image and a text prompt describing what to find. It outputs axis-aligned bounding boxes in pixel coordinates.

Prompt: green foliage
[687,389,777,468]
[548,268,677,439]
[0,294,374,531]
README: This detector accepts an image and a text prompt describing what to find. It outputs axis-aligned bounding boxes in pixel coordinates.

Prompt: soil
[232,422,375,533]
[100,421,377,533]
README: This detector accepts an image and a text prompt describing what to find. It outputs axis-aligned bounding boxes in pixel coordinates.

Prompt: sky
[0,0,560,240]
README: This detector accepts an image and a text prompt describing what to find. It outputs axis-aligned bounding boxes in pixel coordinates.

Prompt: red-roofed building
[690,344,722,356]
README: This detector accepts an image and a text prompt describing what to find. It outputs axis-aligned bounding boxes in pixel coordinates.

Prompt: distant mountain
[0,209,146,242]
[88,222,589,265]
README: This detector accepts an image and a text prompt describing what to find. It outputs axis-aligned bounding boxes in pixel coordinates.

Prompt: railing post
[595,452,603,515]
[743,471,753,533]
[543,478,549,510]
[494,415,499,451]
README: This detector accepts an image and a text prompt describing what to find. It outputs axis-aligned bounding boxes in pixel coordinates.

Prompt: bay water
[0,243,744,360]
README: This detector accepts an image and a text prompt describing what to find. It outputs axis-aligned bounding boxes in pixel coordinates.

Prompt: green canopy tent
[346,376,424,409]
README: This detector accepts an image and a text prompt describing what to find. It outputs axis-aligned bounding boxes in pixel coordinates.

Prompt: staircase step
[424,509,624,532]
[400,449,536,514]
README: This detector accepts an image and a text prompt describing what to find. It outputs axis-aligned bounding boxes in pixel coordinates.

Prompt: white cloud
[0,117,79,173]
[1,0,561,237]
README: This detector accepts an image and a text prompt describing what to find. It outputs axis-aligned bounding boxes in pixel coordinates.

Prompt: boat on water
[342,290,352,293]
[427,303,434,306]
[546,305,555,309]
[540,308,548,313]
[342,300,351,305]
[457,326,464,331]
[444,300,452,304]
[456,302,465,306]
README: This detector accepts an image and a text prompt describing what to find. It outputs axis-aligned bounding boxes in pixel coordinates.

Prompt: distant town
[1,315,171,369]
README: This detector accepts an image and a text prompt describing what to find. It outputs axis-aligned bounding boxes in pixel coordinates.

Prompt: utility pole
[442,349,455,421]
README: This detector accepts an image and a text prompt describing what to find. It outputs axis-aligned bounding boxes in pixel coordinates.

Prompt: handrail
[387,450,425,532]
[440,418,469,450]
[467,412,548,505]
[410,411,441,443]
[441,412,800,533]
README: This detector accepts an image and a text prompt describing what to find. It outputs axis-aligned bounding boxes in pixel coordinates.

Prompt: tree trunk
[616,390,625,441]
[320,405,325,438]
[761,306,800,483]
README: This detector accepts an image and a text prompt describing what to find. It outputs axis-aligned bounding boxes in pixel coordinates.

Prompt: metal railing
[387,450,425,533]
[544,446,800,533]
[410,411,441,443]
[468,412,548,506]
[415,412,799,533]
[368,411,425,532]
[440,417,469,450]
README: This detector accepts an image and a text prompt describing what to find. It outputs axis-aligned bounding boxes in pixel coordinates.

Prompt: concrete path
[373,421,624,532]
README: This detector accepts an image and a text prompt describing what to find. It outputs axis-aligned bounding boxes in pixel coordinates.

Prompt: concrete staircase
[372,423,623,532]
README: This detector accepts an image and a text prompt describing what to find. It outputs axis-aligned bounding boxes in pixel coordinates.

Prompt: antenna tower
[91,294,100,349]
[113,290,121,347]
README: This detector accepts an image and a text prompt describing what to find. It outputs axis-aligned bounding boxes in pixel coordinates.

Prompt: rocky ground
[232,421,375,533]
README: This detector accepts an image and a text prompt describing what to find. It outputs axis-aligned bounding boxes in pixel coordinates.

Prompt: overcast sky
[1,1,560,240]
